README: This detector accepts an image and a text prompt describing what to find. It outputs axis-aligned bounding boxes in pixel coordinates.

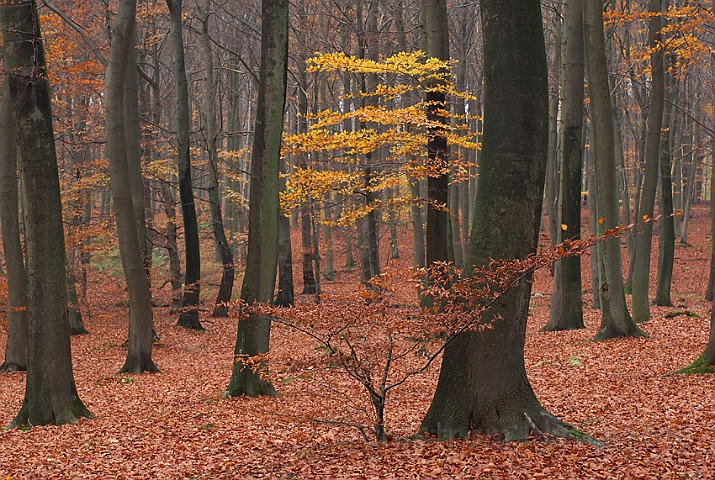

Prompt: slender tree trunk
[655,49,675,307]
[543,0,584,331]
[296,60,317,294]
[410,177,425,268]
[106,0,158,374]
[323,194,336,279]
[225,0,288,398]
[583,0,645,340]
[0,81,28,373]
[681,79,700,245]
[275,156,295,307]
[422,0,450,269]
[199,0,234,317]
[585,125,601,309]
[1,0,92,426]
[631,0,667,323]
[167,0,202,329]
[544,13,562,249]
[125,27,149,278]
[162,182,183,314]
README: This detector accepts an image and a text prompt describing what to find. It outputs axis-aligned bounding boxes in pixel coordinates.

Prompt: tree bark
[275,156,295,308]
[225,0,288,397]
[1,0,92,426]
[199,0,235,317]
[422,0,450,273]
[106,0,159,374]
[583,0,645,340]
[167,0,203,330]
[0,81,28,373]
[420,0,599,444]
[543,0,585,331]
[655,46,675,307]
[631,0,667,323]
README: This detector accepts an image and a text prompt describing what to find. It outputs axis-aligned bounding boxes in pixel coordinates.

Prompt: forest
[0,0,714,477]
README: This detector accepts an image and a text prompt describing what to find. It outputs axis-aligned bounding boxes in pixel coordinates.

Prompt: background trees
[2,0,715,452]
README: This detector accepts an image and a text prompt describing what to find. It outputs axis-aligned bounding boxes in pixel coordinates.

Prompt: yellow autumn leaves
[281,51,480,226]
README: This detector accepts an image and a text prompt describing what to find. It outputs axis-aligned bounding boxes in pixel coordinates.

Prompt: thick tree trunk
[1,0,92,426]
[226,0,288,398]
[543,0,584,331]
[583,0,645,340]
[0,81,28,373]
[631,0,667,323]
[420,0,599,444]
[106,0,158,374]
[167,0,203,330]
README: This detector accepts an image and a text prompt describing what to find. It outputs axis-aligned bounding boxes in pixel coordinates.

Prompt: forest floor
[1,206,715,479]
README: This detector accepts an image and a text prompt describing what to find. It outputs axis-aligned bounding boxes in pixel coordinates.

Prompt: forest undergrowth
[1,207,714,478]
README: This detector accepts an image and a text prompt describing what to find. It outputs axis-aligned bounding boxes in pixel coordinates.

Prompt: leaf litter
[1,207,715,478]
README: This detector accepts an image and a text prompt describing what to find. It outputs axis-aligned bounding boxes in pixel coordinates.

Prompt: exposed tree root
[674,354,715,375]
[118,358,160,374]
[6,400,93,429]
[421,405,604,446]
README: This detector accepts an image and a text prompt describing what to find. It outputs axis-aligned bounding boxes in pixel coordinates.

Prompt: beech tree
[542,0,585,332]
[419,0,598,443]
[106,0,158,374]
[583,0,645,341]
[0,81,28,373]
[167,0,203,330]
[631,0,666,324]
[1,0,92,426]
[225,0,289,397]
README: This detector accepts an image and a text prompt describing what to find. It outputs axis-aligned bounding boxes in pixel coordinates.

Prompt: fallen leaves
[0,207,715,478]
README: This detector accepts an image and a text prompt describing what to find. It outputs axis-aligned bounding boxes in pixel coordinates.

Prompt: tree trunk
[1,0,92,426]
[106,0,159,374]
[410,177,426,268]
[544,13,562,250]
[631,0,667,324]
[296,60,317,294]
[655,48,675,307]
[199,0,235,317]
[124,27,150,279]
[167,0,203,330]
[420,0,599,444]
[583,0,645,340]
[543,0,584,331]
[585,133,601,309]
[680,79,699,245]
[275,156,295,308]
[0,81,28,373]
[422,0,450,269]
[225,0,288,398]
[162,182,183,314]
